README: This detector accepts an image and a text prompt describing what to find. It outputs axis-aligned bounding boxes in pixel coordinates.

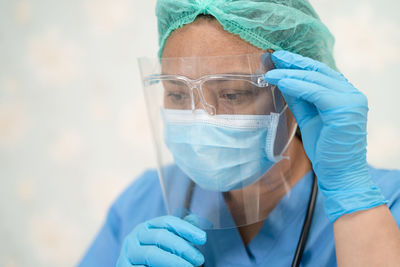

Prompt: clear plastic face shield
[138,53,298,229]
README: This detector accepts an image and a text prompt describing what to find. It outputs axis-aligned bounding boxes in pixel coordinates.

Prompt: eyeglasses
[143,73,283,115]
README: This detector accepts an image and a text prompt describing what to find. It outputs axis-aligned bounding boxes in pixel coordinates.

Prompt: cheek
[254,91,275,115]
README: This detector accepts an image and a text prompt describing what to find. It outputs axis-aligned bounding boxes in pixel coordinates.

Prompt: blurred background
[0,0,399,266]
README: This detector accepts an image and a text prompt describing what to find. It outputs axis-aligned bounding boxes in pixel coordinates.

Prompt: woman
[79,1,400,266]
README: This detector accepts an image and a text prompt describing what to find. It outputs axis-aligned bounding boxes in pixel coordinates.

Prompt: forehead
[161,17,270,78]
[161,55,270,78]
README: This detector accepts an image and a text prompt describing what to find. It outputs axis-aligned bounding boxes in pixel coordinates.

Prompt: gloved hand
[264,50,387,222]
[116,215,206,267]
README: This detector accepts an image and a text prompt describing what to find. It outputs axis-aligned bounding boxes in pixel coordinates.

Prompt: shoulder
[368,165,400,227]
[369,165,400,180]
[110,169,167,239]
[369,165,400,204]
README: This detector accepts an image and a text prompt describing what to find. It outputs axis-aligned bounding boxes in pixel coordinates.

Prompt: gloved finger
[117,245,148,267]
[265,69,352,94]
[147,216,206,245]
[129,245,194,267]
[184,214,214,229]
[138,228,205,266]
[271,50,346,81]
[278,77,368,112]
[116,253,135,267]
[183,214,201,227]
[117,259,146,267]
[281,92,318,128]
[276,78,339,111]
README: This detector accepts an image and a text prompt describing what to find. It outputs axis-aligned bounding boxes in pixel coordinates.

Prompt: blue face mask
[162,109,284,192]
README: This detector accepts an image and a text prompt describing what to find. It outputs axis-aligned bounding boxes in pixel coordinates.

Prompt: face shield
[138,53,298,229]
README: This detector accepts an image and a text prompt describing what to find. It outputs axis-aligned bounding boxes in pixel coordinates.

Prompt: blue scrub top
[78,166,400,267]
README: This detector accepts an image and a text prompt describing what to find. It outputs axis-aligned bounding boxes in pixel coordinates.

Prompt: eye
[168,92,186,101]
[166,91,191,107]
[221,91,252,100]
[218,89,257,105]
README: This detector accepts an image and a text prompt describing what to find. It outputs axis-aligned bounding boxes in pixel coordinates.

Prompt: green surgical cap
[156,0,337,70]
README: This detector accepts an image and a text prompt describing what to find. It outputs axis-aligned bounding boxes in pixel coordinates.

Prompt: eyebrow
[162,77,255,86]
[161,72,256,76]
[163,79,187,86]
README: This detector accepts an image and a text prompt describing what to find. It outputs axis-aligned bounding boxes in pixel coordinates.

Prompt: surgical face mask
[162,108,286,192]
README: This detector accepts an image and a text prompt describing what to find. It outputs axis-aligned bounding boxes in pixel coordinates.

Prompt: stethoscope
[183,172,318,267]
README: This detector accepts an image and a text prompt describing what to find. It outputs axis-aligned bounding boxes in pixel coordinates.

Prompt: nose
[192,88,202,110]
[192,86,217,115]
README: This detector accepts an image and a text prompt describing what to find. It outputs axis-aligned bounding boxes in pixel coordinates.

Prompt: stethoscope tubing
[291,172,318,267]
[182,172,318,267]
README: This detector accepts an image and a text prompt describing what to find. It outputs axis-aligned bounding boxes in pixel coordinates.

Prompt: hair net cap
[156,0,337,70]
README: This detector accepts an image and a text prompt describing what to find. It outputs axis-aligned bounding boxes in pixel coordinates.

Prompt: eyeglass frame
[143,73,282,115]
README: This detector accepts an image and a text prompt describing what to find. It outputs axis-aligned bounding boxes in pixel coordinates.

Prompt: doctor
[79,1,400,266]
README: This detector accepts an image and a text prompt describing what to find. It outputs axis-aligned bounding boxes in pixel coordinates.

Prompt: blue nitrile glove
[116,215,206,267]
[264,50,387,222]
